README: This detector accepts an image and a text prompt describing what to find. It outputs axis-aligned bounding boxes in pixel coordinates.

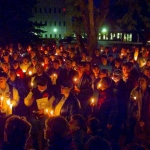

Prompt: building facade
[31,0,72,39]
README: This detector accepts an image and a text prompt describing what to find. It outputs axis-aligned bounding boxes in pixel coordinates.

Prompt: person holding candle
[127,74,150,147]
[73,62,93,117]
[96,77,117,142]
[53,80,80,121]
[24,77,54,150]
[0,71,19,116]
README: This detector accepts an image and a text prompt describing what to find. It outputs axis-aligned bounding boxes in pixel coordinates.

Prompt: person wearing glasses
[53,80,80,121]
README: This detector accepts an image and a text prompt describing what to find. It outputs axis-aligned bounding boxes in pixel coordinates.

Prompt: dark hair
[125,143,148,150]
[45,116,69,139]
[86,136,111,150]
[87,117,100,134]
[71,114,87,131]
[4,115,31,146]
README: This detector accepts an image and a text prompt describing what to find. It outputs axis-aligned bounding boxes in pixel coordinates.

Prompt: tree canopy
[0,0,43,45]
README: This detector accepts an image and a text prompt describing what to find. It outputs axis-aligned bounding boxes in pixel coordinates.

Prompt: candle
[97,83,101,89]
[50,110,54,116]
[90,98,95,113]
[29,71,32,76]
[133,96,136,100]
[23,70,26,73]
[17,74,20,77]
[31,82,33,88]
[0,96,4,108]
[42,63,44,66]
[74,78,77,82]
[6,99,13,114]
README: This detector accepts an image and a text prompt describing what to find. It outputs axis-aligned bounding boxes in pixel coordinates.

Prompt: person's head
[108,54,114,62]
[61,80,73,95]
[0,71,8,85]
[99,77,112,91]
[9,69,17,81]
[87,117,100,135]
[86,136,111,150]
[37,78,48,92]
[44,116,69,140]
[30,50,36,58]
[69,114,87,132]
[138,74,149,89]
[35,64,44,75]
[112,69,122,83]
[122,62,132,77]
[4,115,31,146]
[92,64,100,76]
[101,55,107,65]
[94,49,100,56]
[31,57,38,66]
[146,58,150,67]
[99,69,109,79]
[52,59,60,70]
[1,62,10,73]
[3,52,9,61]
[65,58,72,70]
[85,62,92,72]
[22,56,29,64]
[143,67,150,78]
[77,62,86,75]
[12,60,19,69]
[114,58,122,68]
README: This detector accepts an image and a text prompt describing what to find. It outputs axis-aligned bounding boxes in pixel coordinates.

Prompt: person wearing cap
[1,52,13,66]
[0,71,19,116]
[31,63,52,89]
[7,69,28,116]
[53,80,80,121]
[24,77,54,150]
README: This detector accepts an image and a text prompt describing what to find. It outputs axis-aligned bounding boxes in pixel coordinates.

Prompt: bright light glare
[53,28,57,32]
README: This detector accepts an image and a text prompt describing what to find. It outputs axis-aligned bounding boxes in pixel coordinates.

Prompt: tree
[65,0,150,53]
[0,0,44,45]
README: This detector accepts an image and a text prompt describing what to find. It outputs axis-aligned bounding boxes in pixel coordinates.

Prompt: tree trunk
[88,0,97,55]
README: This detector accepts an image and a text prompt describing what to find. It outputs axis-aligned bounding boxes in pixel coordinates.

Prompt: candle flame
[134,96,136,100]
[29,71,32,75]
[50,110,54,116]
[74,78,77,82]
[91,98,94,103]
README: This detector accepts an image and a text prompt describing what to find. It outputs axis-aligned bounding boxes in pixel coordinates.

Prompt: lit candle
[50,110,54,116]
[42,63,44,66]
[6,99,13,114]
[97,83,101,89]
[29,71,32,76]
[0,96,4,108]
[90,98,95,113]
[133,96,136,100]
[31,82,33,88]
[23,70,26,73]
[17,74,20,77]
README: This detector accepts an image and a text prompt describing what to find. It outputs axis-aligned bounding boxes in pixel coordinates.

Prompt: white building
[31,0,72,39]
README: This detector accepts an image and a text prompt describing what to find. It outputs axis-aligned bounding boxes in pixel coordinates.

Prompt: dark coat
[97,87,117,128]
[53,93,80,120]
[44,134,75,150]
[75,73,93,105]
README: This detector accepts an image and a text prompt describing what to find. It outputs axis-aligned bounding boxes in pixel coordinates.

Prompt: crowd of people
[0,43,150,150]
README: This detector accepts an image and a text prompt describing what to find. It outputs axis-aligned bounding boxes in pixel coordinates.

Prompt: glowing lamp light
[53,28,57,32]
[102,28,107,33]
